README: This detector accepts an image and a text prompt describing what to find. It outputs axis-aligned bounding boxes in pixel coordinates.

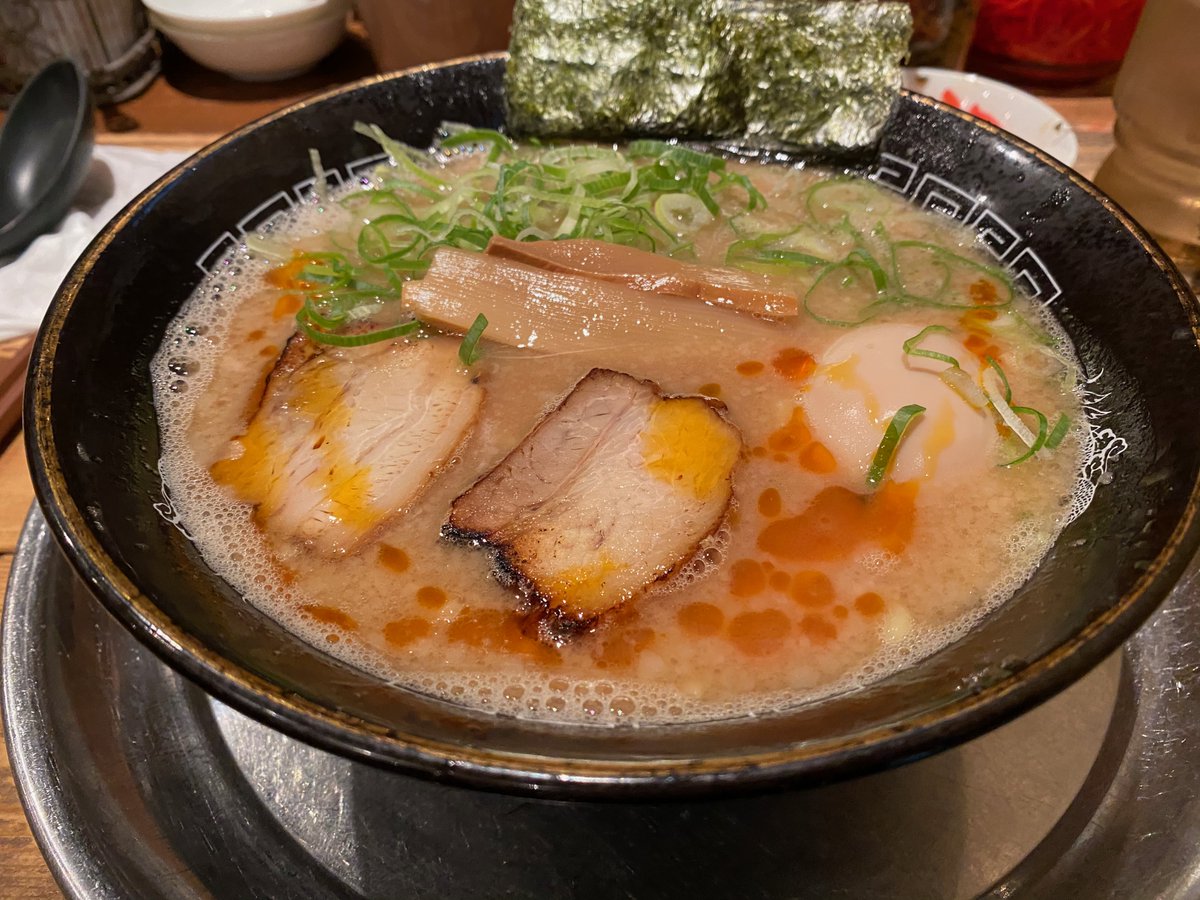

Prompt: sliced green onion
[302,298,348,330]
[548,184,582,237]
[654,193,714,235]
[660,145,725,172]
[458,313,488,366]
[339,188,414,213]
[757,249,825,266]
[308,148,327,204]
[846,247,889,292]
[438,127,516,161]
[368,180,441,203]
[981,366,1037,447]
[297,313,421,347]
[715,171,766,211]
[1000,405,1049,466]
[890,240,1014,308]
[244,233,292,262]
[626,139,675,158]
[984,355,1012,403]
[803,260,891,327]
[805,177,879,229]
[725,238,825,269]
[1045,413,1071,449]
[290,137,1060,378]
[354,122,447,188]
[887,243,953,305]
[541,144,624,165]
[938,366,988,410]
[336,132,766,264]
[996,308,1058,347]
[692,178,721,217]
[866,405,926,488]
[295,253,357,290]
[902,325,960,368]
[582,170,632,196]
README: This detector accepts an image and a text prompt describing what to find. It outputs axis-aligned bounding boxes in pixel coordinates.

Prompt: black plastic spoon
[0,60,94,257]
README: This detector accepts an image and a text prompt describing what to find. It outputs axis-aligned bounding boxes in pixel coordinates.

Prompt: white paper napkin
[0,145,196,343]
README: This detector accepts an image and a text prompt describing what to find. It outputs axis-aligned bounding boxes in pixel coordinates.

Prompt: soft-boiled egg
[803,322,995,484]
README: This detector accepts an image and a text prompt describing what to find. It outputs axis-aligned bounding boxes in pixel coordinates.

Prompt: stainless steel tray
[5,505,1200,899]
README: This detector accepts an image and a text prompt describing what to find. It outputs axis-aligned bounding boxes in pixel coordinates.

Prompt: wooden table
[0,74,1116,894]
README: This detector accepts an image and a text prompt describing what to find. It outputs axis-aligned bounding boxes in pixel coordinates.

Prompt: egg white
[803,322,995,484]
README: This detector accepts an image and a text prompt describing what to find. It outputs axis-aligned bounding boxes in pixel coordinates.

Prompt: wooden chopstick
[0,335,34,447]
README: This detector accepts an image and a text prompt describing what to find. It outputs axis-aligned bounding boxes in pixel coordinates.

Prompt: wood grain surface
[0,74,1115,897]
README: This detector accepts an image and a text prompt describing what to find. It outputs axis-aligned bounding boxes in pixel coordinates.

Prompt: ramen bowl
[25,55,1200,799]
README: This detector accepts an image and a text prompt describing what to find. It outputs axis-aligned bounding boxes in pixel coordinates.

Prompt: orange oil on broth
[151,159,1087,725]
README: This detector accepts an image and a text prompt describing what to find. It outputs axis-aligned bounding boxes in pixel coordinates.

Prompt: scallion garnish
[889,240,1014,308]
[458,313,488,366]
[343,123,763,269]
[353,122,447,188]
[296,313,421,347]
[726,237,825,269]
[981,364,1036,447]
[244,233,291,262]
[866,404,926,488]
[654,193,714,235]
[803,259,892,327]
[1045,413,1071,449]
[745,179,1022,326]
[938,366,988,410]
[976,355,1063,466]
[902,325,960,368]
[1000,405,1049,466]
[437,127,516,161]
[845,247,889,292]
[984,355,1012,403]
[308,148,327,204]
[302,298,347,331]
[626,139,675,158]
[252,123,1063,387]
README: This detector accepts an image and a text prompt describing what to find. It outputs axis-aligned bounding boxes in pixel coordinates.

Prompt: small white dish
[150,6,346,81]
[902,67,1079,167]
[143,0,339,31]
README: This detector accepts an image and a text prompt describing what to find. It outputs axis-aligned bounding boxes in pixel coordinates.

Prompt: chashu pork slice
[212,334,483,556]
[447,368,742,640]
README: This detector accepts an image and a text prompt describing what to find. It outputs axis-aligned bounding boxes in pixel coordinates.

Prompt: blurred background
[0,0,1152,108]
[0,0,1194,285]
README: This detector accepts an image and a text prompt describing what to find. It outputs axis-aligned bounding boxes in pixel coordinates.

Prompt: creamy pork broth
[154,147,1086,724]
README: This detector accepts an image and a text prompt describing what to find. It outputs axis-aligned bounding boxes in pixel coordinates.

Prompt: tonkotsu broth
[153,143,1087,725]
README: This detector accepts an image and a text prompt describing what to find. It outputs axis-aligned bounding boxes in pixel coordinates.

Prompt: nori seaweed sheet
[505,0,913,156]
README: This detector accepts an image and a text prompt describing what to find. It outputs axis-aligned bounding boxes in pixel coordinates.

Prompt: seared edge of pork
[444,368,742,644]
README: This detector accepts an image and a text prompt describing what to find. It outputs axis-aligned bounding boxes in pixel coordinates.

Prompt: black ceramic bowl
[25,56,1200,799]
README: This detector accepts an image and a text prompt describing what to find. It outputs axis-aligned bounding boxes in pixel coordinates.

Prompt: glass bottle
[1093,0,1200,290]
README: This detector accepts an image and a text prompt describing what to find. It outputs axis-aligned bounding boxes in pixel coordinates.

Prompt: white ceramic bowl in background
[149,6,347,81]
[143,0,345,33]
[902,67,1079,167]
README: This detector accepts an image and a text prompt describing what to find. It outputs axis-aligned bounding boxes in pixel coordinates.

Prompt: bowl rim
[143,0,344,28]
[148,6,346,39]
[25,52,1200,798]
